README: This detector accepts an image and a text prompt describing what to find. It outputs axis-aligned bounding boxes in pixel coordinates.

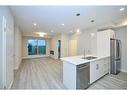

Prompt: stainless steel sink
[82,56,98,60]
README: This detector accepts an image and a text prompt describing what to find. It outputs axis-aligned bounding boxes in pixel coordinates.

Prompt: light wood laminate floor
[11,57,127,89]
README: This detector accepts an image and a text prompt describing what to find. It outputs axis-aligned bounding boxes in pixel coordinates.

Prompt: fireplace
[50,50,54,55]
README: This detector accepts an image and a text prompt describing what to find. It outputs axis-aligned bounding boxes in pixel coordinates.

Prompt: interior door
[69,40,77,56]
[28,39,38,55]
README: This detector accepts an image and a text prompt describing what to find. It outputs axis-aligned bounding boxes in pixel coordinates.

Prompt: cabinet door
[90,58,110,84]
[104,57,110,74]
[101,59,106,76]
[90,61,103,84]
[99,58,109,77]
[90,62,98,84]
[97,30,115,57]
[95,59,107,80]
[96,59,104,79]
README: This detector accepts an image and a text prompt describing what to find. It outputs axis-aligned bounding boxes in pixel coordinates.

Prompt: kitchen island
[61,55,110,89]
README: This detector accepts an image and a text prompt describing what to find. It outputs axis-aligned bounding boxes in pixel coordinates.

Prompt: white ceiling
[10,6,127,35]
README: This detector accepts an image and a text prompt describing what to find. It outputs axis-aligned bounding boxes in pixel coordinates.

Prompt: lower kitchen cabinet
[62,56,110,89]
[90,60,98,84]
[90,57,110,84]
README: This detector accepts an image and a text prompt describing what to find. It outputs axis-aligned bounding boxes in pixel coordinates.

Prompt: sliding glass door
[28,39,38,55]
[28,39,46,55]
[38,40,46,54]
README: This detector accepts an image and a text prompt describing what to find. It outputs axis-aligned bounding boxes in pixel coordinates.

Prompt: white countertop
[61,55,109,65]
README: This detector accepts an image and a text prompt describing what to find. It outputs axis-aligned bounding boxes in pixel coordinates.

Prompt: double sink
[82,56,98,60]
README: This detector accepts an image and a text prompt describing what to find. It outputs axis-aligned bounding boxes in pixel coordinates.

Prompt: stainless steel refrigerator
[110,39,121,75]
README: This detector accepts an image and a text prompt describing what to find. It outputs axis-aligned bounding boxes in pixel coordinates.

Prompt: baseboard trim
[22,55,49,59]
[50,56,58,60]
[121,69,127,73]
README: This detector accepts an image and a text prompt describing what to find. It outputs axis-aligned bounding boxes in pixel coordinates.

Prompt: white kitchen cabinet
[63,61,77,89]
[90,57,109,84]
[90,61,98,83]
[103,57,110,74]
[97,29,115,57]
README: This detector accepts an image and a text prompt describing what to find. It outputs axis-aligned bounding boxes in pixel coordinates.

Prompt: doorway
[58,40,61,59]
[69,40,77,56]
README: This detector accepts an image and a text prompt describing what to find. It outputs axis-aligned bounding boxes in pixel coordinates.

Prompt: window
[28,39,46,55]
[38,40,46,54]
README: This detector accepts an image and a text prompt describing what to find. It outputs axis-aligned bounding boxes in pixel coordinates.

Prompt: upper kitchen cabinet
[97,29,115,57]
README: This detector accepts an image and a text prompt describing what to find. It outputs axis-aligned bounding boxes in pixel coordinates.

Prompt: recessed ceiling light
[36,32,47,37]
[33,23,37,26]
[61,24,64,26]
[90,33,95,37]
[51,30,54,32]
[120,8,125,11]
[77,29,80,33]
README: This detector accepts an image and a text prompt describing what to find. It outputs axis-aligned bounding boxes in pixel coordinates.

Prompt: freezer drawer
[111,60,121,74]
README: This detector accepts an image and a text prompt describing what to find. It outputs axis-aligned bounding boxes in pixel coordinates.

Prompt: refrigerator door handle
[119,41,122,59]
[115,58,121,60]
[115,59,121,62]
[116,40,121,59]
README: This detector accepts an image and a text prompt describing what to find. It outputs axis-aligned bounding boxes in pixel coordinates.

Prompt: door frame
[58,40,61,59]
[2,16,7,89]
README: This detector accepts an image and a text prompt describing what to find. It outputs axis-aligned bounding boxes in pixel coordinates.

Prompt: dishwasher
[76,62,90,89]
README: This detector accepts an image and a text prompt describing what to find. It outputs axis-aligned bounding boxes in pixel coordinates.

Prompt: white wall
[50,34,69,59]
[46,38,51,56]
[22,36,51,58]
[22,36,28,57]
[50,30,98,59]
[0,6,14,89]
[69,23,117,56]
[49,28,99,59]
[0,8,3,89]
[14,25,22,70]
[69,29,97,56]
[115,27,127,73]
[50,35,61,59]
